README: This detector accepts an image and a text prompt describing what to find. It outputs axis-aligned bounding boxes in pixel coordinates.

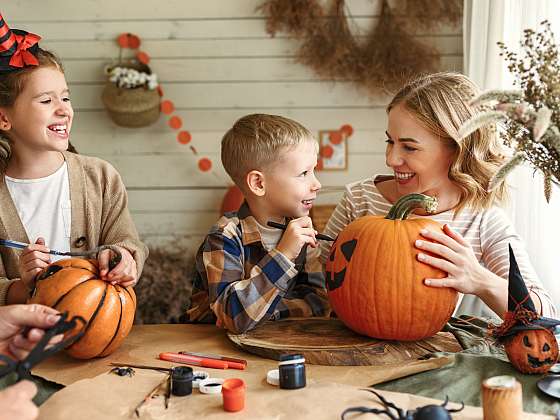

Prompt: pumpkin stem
[385,193,438,220]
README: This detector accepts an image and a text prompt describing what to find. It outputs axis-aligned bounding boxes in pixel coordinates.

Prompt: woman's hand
[415,224,485,296]
[18,238,51,292]
[0,304,62,360]
[0,381,39,420]
[98,246,137,287]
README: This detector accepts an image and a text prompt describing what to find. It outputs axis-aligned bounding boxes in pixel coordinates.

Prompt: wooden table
[34,324,554,419]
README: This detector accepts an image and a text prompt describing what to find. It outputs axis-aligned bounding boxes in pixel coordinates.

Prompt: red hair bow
[9,32,41,68]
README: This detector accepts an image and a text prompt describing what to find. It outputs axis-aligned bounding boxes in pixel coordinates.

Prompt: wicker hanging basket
[101,62,161,128]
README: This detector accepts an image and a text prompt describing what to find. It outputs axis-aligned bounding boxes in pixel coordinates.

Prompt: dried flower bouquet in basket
[101,33,161,128]
[457,21,560,202]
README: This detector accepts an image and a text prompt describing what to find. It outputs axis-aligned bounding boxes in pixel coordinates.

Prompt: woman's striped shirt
[319,175,556,318]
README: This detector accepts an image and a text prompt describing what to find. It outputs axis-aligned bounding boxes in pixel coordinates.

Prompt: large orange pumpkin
[325,193,458,341]
[28,258,136,359]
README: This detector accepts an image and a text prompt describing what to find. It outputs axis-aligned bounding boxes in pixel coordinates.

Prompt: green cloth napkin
[0,373,62,406]
[375,316,560,416]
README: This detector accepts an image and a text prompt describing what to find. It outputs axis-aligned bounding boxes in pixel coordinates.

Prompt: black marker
[266,221,335,242]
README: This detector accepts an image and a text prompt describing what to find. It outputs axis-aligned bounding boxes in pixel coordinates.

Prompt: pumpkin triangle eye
[341,239,357,261]
[543,343,551,352]
[523,335,532,347]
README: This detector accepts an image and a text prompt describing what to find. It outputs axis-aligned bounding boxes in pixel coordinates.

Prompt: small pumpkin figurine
[28,253,136,360]
[492,245,560,374]
[325,193,459,341]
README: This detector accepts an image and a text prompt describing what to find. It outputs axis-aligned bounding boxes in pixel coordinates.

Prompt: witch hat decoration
[507,244,537,313]
[492,244,560,374]
[495,245,560,336]
[0,13,41,73]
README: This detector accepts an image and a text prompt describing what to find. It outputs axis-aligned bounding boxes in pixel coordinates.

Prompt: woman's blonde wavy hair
[387,72,508,214]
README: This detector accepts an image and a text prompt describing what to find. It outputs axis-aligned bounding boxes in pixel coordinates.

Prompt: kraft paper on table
[30,322,558,418]
[38,370,553,420]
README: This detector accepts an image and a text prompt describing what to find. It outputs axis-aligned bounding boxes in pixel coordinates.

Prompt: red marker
[159,352,228,369]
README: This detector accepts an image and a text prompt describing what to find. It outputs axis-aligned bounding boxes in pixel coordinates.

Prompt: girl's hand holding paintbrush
[273,217,318,261]
[18,237,51,292]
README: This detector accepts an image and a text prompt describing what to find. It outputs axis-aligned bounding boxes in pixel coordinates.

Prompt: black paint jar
[278,354,306,390]
[171,366,193,396]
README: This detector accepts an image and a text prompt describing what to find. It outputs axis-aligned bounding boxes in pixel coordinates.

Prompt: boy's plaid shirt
[186,203,331,333]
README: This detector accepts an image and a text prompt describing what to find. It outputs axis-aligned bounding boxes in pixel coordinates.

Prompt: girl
[0,16,148,306]
[320,72,555,319]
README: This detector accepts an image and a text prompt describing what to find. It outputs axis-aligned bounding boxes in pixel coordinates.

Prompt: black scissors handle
[0,312,86,382]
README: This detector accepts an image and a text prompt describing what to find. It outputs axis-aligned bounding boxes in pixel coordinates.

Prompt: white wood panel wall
[5,0,462,249]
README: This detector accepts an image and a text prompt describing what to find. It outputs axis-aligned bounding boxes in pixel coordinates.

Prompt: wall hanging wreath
[257,0,462,94]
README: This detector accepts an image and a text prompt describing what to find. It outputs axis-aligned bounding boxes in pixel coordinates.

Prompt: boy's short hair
[221,114,315,188]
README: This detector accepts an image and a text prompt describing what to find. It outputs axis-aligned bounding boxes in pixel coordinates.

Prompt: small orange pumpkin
[504,328,559,374]
[28,258,136,359]
[325,193,458,341]
[492,245,560,374]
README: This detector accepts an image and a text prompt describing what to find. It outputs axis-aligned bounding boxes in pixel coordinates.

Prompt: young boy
[186,114,330,333]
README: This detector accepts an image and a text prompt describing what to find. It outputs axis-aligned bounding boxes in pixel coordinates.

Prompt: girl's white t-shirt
[5,162,71,261]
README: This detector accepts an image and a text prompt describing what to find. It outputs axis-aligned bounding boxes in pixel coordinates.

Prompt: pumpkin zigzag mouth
[527,354,554,368]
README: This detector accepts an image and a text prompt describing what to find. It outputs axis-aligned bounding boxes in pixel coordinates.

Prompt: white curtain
[463,0,560,312]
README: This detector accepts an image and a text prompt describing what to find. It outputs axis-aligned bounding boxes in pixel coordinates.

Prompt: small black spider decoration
[110,367,135,377]
[341,389,464,420]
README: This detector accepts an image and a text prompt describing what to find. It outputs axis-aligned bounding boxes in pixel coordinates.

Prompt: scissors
[0,312,86,382]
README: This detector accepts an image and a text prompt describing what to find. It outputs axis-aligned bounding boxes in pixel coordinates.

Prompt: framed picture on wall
[318,129,348,171]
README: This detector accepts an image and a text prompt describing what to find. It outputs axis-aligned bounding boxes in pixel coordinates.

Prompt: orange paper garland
[115,32,213,173]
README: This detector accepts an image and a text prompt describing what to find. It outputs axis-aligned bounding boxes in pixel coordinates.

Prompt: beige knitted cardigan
[0,151,148,305]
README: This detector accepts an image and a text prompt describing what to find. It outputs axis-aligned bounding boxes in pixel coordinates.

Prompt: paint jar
[222,378,246,412]
[278,354,306,390]
[171,366,193,396]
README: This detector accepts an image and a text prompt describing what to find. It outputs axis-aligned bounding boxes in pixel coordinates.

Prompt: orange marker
[159,352,228,369]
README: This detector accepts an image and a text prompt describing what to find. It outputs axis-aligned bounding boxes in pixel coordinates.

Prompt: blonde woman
[320,72,556,319]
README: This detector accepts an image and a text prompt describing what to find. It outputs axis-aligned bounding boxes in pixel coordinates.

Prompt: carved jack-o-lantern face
[504,328,559,374]
[323,194,458,341]
[325,239,357,291]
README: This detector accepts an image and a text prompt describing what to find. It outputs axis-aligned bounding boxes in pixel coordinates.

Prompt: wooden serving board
[228,318,463,366]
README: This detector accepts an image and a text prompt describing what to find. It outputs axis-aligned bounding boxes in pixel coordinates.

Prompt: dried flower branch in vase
[457,21,560,202]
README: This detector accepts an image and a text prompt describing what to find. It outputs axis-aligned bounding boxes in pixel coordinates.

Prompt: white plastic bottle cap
[192,371,209,388]
[267,369,280,386]
[199,378,225,394]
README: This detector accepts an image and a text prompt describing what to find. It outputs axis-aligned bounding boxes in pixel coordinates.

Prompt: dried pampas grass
[257,0,461,94]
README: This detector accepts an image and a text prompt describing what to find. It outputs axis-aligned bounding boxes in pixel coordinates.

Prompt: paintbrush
[133,375,168,417]
[110,362,171,373]
[0,238,102,257]
[267,221,336,242]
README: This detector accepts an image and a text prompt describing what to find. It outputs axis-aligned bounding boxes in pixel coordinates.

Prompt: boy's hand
[98,246,137,288]
[275,217,318,261]
[18,238,51,292]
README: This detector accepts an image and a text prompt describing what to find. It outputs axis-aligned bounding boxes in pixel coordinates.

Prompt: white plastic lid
[192,371,209,388]
[199,377,225,394]
[267,369,279,386]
